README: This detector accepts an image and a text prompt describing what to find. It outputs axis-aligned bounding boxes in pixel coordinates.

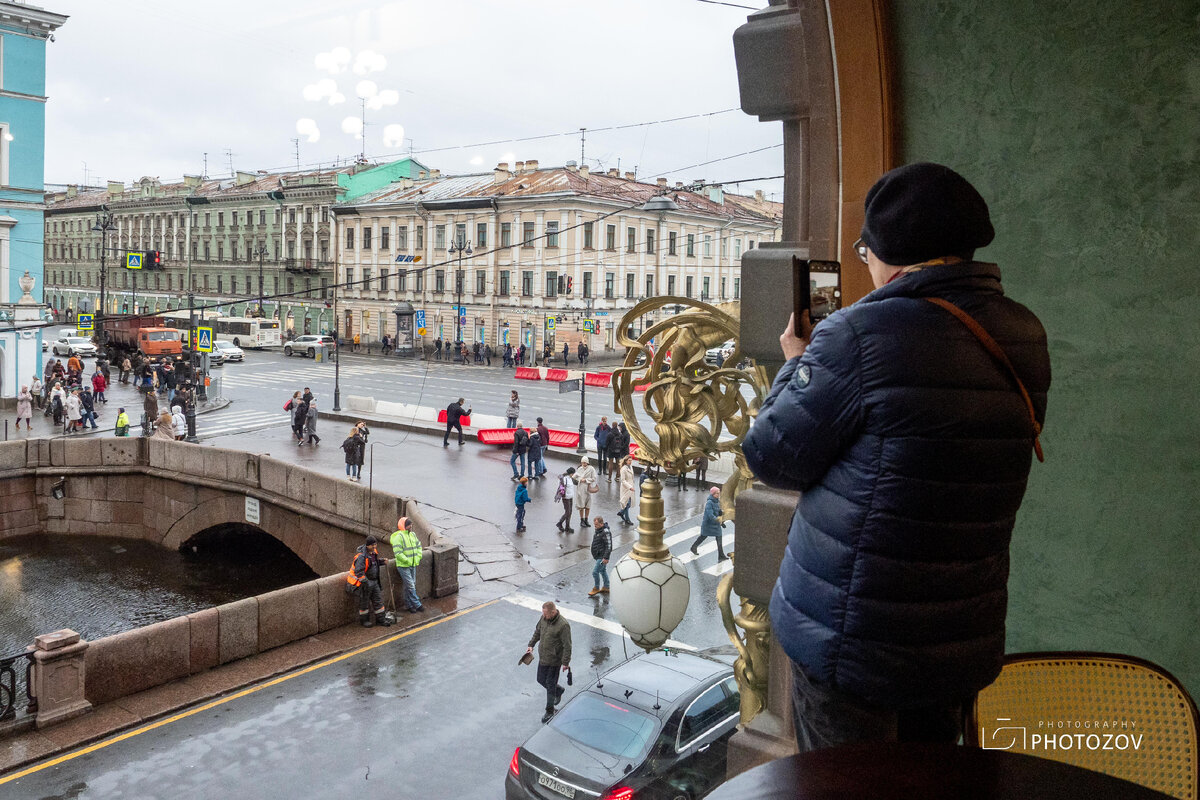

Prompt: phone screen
[792,258,842,328]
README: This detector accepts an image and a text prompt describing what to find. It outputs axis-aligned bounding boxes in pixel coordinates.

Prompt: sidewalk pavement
[303,341,632,371]
[2,376,228,444]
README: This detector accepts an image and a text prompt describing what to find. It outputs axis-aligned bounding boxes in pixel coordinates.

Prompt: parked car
[704,340,735,366]
[51,336,97,358]
[506,648,740,800]
[213,340,244,362]
[284,334,335,358]
[206,347,226,366]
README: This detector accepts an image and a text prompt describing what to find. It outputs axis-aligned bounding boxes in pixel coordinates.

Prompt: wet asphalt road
[0,525,741,800]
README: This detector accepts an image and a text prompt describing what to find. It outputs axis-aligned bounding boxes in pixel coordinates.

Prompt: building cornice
[0,3,69,37]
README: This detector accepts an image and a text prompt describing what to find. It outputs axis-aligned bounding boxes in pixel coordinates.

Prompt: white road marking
[678,533,734,565]
[505,592,697,651]
[703,558,736,577]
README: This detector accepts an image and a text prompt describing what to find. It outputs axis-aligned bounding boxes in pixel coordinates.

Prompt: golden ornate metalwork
[612,296,769,521]
[717,567,772,724]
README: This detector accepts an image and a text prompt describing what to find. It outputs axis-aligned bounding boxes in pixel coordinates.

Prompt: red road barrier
[634,381,650,392]
[476,427,580,448]
[584,372,612,388]
[437,410,472,427]
[515,367,541,380]
[544,368,568,382]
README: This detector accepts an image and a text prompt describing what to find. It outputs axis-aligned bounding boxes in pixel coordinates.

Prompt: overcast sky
[43,0,784,200]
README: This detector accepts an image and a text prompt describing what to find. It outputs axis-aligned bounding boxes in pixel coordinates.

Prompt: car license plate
[537,773,576,799]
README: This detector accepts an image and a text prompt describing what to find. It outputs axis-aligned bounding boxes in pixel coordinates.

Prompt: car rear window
[551,694,658,760]
[67,337,91,345]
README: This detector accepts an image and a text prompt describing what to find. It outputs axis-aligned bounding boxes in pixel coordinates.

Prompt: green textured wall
[891,1,1199,692]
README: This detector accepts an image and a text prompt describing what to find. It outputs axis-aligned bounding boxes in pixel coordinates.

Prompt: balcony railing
[283,259,333,274]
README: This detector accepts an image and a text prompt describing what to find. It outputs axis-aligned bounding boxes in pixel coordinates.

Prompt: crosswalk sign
[126,252,143,269]
[77,314,94,331]
[583,319,595,333]
[196,326,213,353]
[547,317,556,332]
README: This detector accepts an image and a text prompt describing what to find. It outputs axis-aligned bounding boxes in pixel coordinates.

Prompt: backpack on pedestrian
[555,475,567,503]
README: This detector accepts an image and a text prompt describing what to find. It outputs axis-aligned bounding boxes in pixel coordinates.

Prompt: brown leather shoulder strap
[924,297,1044,462]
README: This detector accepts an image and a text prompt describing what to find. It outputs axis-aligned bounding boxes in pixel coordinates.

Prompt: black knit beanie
[860,162,994,266]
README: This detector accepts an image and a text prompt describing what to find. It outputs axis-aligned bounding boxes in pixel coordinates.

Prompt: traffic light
[145,250,163,270]
[566,277,573,295]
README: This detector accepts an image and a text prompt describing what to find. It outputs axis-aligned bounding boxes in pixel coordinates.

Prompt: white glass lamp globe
[610,554,690,650]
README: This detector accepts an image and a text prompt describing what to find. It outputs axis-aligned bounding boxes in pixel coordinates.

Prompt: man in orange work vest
[348,536,393,628]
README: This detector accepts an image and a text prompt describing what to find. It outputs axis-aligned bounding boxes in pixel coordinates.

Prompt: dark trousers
[597,451,609,475]
[557,499,574,530]
[536,663,563,711]
[356,580,384,617]
[790,660,967,753]
[690,531,726,559]
[444,420,463,445]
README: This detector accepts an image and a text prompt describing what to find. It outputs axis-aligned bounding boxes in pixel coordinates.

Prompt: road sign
[415,309,426,336]
[76,314,94,331]
[126,252,143,269]
[558,378,581,394]
[196,326,214,352]
[583,319,595,333]
[547,317,556,332]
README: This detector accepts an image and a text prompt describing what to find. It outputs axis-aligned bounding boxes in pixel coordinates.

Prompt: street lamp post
[91,211,115,354]
[332,283,342,411]
[255,243,268,316]
[447,239,472,363]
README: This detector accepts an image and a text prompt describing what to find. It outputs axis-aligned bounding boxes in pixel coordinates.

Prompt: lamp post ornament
[608,295,769,651]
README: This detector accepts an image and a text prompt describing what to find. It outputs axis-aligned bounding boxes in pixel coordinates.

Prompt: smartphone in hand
[792,257,841,331]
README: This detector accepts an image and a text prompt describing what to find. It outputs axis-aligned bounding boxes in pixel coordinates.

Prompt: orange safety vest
[345,549,377,588]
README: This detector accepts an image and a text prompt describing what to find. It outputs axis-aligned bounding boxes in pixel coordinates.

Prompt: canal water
[0,529,318,657]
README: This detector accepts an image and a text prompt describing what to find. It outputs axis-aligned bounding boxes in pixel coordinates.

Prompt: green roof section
[338,157,429,202]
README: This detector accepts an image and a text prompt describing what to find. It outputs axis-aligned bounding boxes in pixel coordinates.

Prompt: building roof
[343,164,783,225]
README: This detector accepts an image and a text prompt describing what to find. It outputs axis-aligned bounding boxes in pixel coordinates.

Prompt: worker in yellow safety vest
[389,517,425,614]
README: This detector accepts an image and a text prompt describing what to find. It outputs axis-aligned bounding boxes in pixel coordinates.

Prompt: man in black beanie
[743,162,1051,752]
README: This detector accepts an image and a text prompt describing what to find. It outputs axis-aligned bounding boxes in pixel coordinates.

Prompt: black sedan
[506,648,740,800]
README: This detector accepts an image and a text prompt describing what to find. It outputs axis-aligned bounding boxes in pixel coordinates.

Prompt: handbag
[588,483,600,494]
[924,297,1044,462]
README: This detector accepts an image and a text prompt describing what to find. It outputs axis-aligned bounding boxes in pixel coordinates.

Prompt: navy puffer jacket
[743,262,1050,709]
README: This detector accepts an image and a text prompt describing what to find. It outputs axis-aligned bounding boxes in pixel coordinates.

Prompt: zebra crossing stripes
[198,409,290,439]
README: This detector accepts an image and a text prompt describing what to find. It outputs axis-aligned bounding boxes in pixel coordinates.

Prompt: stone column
[31,629,91,729]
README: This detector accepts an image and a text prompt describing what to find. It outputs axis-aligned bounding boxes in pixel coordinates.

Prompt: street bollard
[185,403,198,443]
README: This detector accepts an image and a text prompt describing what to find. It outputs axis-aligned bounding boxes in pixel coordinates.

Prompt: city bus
[159,312,282,349]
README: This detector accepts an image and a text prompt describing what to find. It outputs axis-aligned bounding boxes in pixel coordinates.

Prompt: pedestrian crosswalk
[198,408,289,439]
[657,525,737,576]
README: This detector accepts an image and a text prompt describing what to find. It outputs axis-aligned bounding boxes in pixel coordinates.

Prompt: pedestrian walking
[505,390,520,428]
[555,467,577,532]
[347,536,392,628]
[535,417,551,479]
[30,376,43,410]
[525,601,572,723]
[15,385,32,430]
[543,344,552,366]
[690,487,728,561]
[693,454,709,487]
[485,344,493,366]
[141,389,158,436]
[91,369,108,403]
[294,398,310,444]
[526,428,542,481]
[434,338,443,360]
[618,456,636,525]
[43,357,56,388]
[581,343,590,365]
[561,342,569,366]
[503,343,513,368]
[114,407,130,436]
[65,389,82,433]
[514,477,531,532]
[607,421,630,468]
[575,457,598,529]
[577,342,585,365]
[381,333,390,355]
[588,517,612,596]
[79,387,98,429]
[510,425,531,480]
[675,457,690,491]
[443,397,471,446]
[303,400,321,445]
[285,391,302,438]
[389,517,424,613]
[342,425,366,481]
[594,416,612,478]
[517,343,527,366]
[172,406,187,440]
[67,353,83,375]
[152,410,175,441]
[119,356,132,384]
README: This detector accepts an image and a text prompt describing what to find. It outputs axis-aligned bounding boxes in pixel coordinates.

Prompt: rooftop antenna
[82,161,88,187]
[292,138,301,171]
[579,128,586,165]
[653,690,661,711]
[359,98,367,164]
[225,148,235,177]
[202,152,208,179]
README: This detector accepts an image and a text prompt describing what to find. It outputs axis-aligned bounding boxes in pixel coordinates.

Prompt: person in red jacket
[91,369,108,404]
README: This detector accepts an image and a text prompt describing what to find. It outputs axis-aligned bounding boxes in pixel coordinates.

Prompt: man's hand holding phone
[781,311,811,361]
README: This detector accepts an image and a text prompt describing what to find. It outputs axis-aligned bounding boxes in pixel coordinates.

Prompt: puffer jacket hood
[743,261,1050,709]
